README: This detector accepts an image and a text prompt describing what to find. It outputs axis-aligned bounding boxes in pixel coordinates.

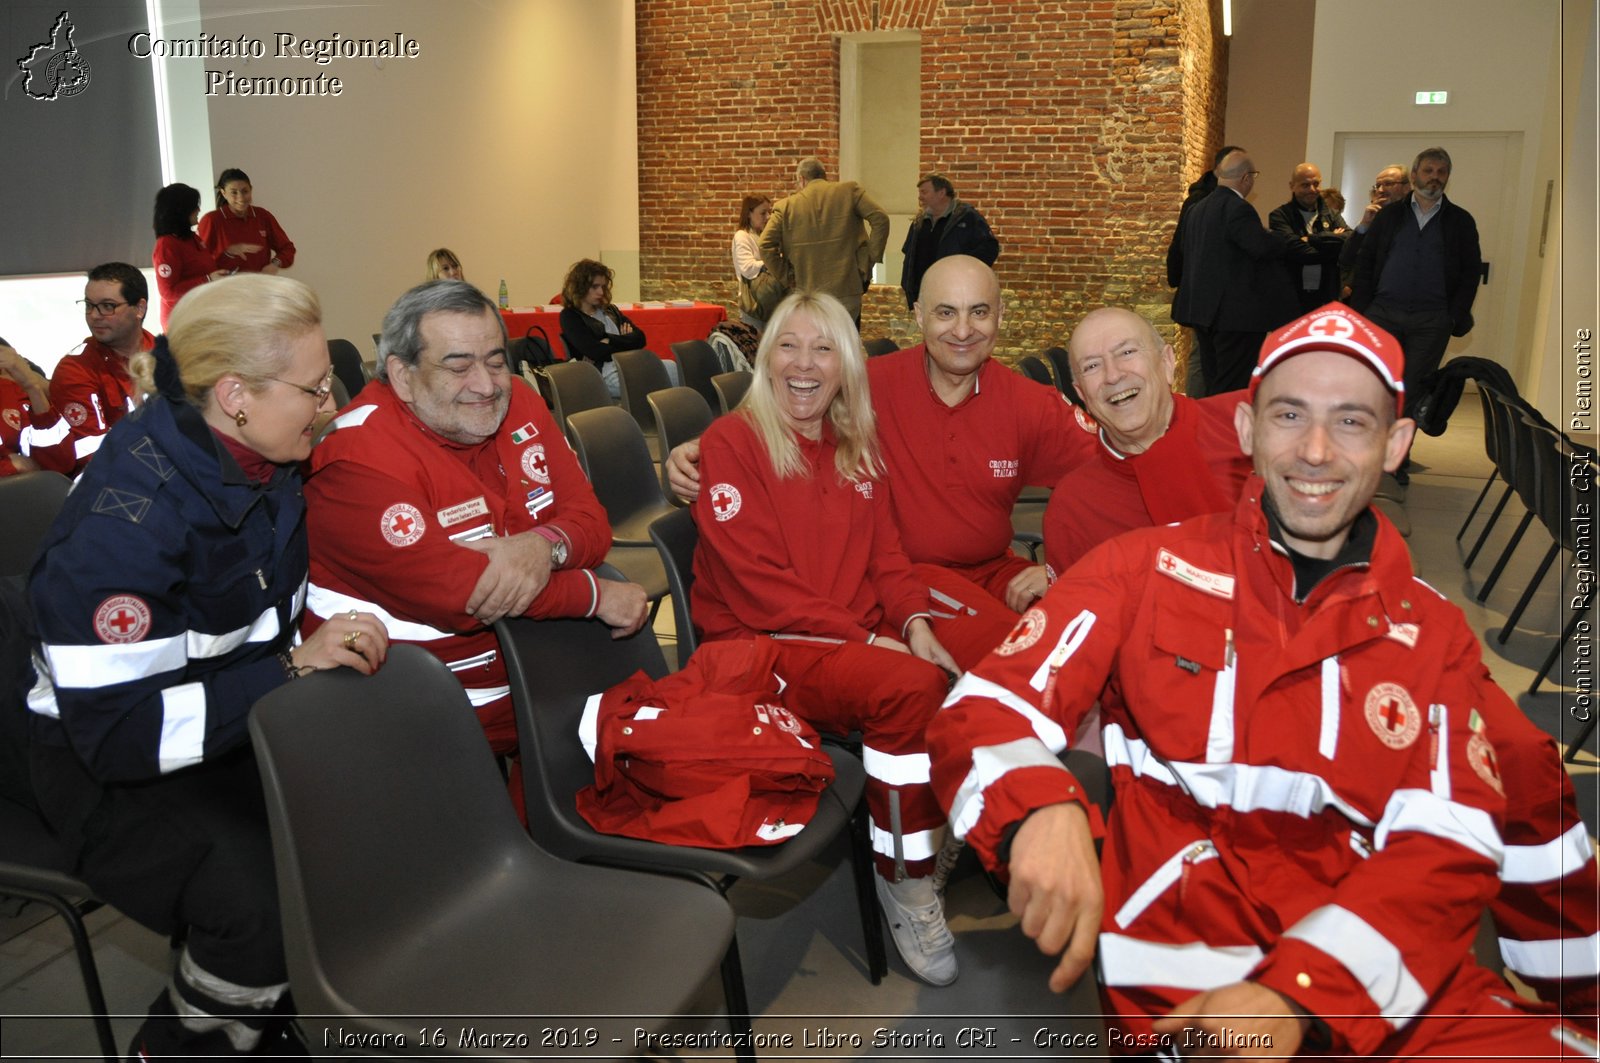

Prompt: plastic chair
[564,407,673,614]
[1463,385,1525,568]
[614,349,673,460]
[650,506,702,660]
[1018,355,1053,387]
[0,471,71,578]
[326,339,366,402]
[670,340,724,412]
[1456,387,1503,541]
[1475,405,1543,600]
[863,337,899,357]
[495,612,887,1059]
[648,387,715,506]
[538,360,614,444]
[249,645,735,1053]
[1040,346,1083,405]
[0,798,117,1063]
[711,371,752,416]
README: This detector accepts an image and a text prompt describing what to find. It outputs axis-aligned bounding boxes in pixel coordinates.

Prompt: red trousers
[916,560,1027,672]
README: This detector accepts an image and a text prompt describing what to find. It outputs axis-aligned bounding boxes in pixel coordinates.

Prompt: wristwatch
[533,526,568,568]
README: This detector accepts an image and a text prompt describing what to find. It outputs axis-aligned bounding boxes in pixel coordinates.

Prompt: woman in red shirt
[198,168,297,275]
[152,183,227,328]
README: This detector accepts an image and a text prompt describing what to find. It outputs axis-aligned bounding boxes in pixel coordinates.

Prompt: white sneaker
[875,875,958,986]
[931,833,965,896]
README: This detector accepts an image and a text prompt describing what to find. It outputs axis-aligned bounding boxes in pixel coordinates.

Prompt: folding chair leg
[7,886,117,1063]
[1532,608,1587,695]
[1498,543,1559,643]
[1464,485,1515,568]
[720,936,755,1063]
[1477,511,1534,601]
[847,799,888,985]
[1456,472,1498,540]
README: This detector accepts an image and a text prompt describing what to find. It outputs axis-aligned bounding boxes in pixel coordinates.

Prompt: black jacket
[559,304,647,367]
[1267,196,1349,312]
[1170,187,1298,332]
[1349,193,1482,337]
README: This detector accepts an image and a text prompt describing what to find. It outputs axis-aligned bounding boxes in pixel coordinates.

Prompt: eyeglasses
[1245,170,1261,177]
[1373,180,1407,190]
[79,299,129,316]
[268,369,335,403]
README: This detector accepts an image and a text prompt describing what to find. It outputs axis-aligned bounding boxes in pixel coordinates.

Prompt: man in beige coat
[760,157,889,323]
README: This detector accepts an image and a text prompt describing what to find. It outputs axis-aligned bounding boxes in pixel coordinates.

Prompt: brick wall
[636,0,1226,365]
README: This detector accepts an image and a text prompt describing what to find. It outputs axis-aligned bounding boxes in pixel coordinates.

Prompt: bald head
[914,255,1003,397]
[1067,307,1176,455]
[1290,163,1323,210]
[920,254,1001,311]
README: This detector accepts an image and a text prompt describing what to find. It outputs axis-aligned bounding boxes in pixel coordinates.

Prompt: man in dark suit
[1268,163,1350,315]
[1170,150,1298,395]
[1349,147,1482,454]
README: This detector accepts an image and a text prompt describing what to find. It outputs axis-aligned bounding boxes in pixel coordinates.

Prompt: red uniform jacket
[303,378,611,728]
[930,480,1573,1053]
[690,413,929,644]
[1043,391,1252,577]
[48,332,154,474]
[0,377,72,476]
[152,233,220,326]
[198,206,296,273]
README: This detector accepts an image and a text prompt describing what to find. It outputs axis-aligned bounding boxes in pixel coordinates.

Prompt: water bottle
[497,279,509,310]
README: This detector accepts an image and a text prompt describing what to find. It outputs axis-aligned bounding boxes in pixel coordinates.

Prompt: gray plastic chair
[538,360,615,444]
[249,645,735,1054]
[863,337,899,357]
[711,371,752,416]
[670,340,725,412]
[614,348,673,460]
[648,387,715,505]
[1018,355,1053,387]
[0,471,71,578]
[326,339,366,402]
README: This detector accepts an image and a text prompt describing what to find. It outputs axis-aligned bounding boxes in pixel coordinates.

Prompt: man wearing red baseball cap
[928,303,1595,1055]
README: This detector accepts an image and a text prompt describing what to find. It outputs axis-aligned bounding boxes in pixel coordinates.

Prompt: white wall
[1224,0,1316,206]
[1305,0,1564,412]
[198,0,639,352]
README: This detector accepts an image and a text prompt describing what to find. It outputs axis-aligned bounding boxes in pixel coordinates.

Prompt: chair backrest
[566,405,671,527]
[1480,384,1521,482]
[326,339,366,401]
[495,615,670,860]
[711,370,752,416]
[648,387,714,503]
[1018,355,1054,386]
[863,337,899,357]
[540,360,614,442]
[249,646,538,1012]
[1475,387,1498,466]
[669,340,724,412]
[0,471,71,578]
[508,330,555,376]
[614,349,673,434]
[649,507,700,660]
[1040,346,1082,405]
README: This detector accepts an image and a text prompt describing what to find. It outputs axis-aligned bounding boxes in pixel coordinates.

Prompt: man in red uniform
[51,262,156,473]
[304,280,649,772]
[929,306,1597,1055]
[0,344,72,476]
[670,255,1093,667]
[1042,307,1251,579]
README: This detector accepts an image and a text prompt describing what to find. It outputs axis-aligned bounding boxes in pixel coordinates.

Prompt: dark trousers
[1196,328,1266,396]
[1362,300,1453,418]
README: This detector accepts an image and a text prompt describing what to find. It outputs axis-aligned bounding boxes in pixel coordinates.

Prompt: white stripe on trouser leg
[172,949,288,1052]
[1098,933,1263,990]
[862,746,931,786]
[869,822,939,863]
[1498,933,1600,979]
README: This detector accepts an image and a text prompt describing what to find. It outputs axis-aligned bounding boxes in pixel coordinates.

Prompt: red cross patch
[708,482,742,522]
[1467,732,1504,795]
[93,594,152,644]
[156,263,173,278]
[1364,682,1420,750]
[520,444,550,485]
[1308,314,1355,340]
[380,502,425,547]
[996,607,1048,656]
[1,407,20,432]
[64,402,89,427]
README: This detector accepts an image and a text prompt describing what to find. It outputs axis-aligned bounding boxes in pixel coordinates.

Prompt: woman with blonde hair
[689,289,961,987]
[27,273,389,1059]
[425,247,464,281]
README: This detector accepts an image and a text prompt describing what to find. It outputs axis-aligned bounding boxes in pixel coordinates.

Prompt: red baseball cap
[1249,303,1406,416]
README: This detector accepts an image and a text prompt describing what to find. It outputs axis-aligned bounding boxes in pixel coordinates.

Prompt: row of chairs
[1458,384,1596,759]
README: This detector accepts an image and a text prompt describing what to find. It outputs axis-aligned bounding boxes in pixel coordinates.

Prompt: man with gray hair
[760,156,889,322]
[303,279,648,775]
[900,172,999,308]
[1350,147,1482,481]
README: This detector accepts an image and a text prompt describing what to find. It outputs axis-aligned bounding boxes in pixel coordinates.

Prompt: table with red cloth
[500,301,728,360]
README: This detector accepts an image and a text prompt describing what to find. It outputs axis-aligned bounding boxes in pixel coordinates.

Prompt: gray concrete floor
[3,394,1593,1060]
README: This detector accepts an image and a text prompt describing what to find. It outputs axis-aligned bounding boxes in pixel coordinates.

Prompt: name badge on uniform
[525,487,555,518]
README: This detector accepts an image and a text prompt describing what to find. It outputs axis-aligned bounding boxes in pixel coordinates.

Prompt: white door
[1332,132,1521,364]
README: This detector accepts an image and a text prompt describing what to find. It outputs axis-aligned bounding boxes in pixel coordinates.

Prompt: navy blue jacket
[28,396,307,782]
[1349,192,1482,337]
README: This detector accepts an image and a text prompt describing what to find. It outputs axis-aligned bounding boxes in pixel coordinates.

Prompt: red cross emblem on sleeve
[520,444,551,485]
[380,503,426,547]
[93,594,152,644]
[1308,314,1355,340]
[709,483,742,522]
[1364,682,1420,749]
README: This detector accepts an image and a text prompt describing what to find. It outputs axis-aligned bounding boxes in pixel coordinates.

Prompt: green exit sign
[1415,91,1449,105]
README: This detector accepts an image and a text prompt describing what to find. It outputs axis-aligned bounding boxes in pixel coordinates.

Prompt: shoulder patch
[1155,548,1235,600]
[1364,682,1421,750]
[94,595,152,644]
[520,444,550,485]
[380,503,425,547]
[93,487,152,524]
[1467,732,1504,795]
[129,436,174,481]
[708,482,742,522]
[2,407,20,432]
[995,607,1047,656]
[64,402,89,427]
